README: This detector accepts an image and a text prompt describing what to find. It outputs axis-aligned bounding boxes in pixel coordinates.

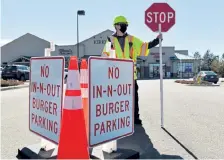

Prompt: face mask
[119,24,127,33]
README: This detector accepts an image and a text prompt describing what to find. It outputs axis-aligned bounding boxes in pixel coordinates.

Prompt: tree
[219,53,224,77]
[194,52,201,59]
[193,52,202,72]
[201,50,215,71]
[221,53,224,61]
[211,59,220,73]
[193,50,224,77]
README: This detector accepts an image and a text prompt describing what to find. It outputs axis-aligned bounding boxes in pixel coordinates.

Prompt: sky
[1,0,224,57]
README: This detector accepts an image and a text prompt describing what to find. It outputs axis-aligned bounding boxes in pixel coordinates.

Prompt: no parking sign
[29,56,64,144]
[88,57,134,147]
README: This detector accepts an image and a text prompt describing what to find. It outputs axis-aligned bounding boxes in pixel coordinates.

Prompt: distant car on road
[1,65,30,81]
[194,71,219,84]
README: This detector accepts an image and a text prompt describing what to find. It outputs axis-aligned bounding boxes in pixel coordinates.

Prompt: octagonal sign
[145,3,175,32]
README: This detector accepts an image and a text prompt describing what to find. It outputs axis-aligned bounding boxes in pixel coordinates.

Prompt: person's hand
[157,33,163,40]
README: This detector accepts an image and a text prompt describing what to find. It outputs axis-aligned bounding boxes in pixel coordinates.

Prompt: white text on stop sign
[146,12,174,23]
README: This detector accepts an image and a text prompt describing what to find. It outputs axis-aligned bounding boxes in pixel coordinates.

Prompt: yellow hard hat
[113,16,128,25]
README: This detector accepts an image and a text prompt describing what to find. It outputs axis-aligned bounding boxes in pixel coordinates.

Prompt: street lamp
[77,10,85,60]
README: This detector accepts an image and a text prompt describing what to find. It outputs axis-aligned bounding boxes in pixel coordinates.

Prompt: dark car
[195,71,219,84]
[1,65,30,81]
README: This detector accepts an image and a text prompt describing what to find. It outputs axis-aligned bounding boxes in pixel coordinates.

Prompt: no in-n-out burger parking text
[92,66,133,136]
[31,64,61,135]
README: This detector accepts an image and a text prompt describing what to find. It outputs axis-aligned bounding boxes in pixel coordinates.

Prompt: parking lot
[139,79,224,159]
[1,79,224,159]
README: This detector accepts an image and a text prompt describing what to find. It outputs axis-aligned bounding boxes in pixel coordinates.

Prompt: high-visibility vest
[102,35,150,80]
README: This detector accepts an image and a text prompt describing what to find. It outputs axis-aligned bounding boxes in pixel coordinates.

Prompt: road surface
[138,79,224,159]
[1,80,224,159]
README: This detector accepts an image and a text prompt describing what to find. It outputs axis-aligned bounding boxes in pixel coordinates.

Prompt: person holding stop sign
[101,15,163,125]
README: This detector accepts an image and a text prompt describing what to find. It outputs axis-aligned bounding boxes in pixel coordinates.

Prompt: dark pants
[134,80,140,121]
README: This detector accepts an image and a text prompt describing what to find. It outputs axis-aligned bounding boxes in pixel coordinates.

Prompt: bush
[218,62,224,77]
[1,79,24,87]
[175,80,195,84]
[175,80,181,83]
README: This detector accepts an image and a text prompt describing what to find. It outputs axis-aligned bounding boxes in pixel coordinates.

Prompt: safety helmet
[113,16,128,25]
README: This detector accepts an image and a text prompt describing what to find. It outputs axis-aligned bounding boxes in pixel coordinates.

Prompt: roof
[22,56,32,59]
[1,33,50,48]
[7,55,32,63]
[73,29,114,46]
[174,53,196,60]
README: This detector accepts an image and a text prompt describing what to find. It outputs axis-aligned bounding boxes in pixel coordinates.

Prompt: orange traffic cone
[57,56,89,159]
[80,59,89,142]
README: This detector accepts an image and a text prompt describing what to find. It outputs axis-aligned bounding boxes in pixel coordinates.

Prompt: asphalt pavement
[1,80,224,159]
[138,79,224,159]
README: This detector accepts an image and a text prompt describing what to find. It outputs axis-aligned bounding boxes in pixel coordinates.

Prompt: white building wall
[172,61,178,73]
[81,30,114,56]
[1,33,50,63]
[51,30,114,57]
[51,45,76,57]
[143,46,175,64]
[175,50,188,55]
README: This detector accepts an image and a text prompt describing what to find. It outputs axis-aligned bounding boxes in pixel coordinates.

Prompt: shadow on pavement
[162,127,198,159]
[118,125,183,159]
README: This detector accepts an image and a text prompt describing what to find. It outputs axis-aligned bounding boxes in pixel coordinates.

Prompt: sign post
[145,2,176,127]
[40,43,59,150]
[89,57,135,158]
[158,23,164,127]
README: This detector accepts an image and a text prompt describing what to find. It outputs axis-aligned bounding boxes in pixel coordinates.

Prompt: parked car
[1,65,30,81]
[0,67,3,75]
[195,71,219,84]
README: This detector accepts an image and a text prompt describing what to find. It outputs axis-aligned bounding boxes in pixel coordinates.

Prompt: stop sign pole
[158,23,163,128]
[145,3,176,128]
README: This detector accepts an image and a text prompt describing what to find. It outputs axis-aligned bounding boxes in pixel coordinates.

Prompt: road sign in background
[88,57,134,147]
[145,3,175,32]
[29,56,64,144]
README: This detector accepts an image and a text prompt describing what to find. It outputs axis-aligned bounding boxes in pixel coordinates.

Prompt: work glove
[157,33,163,40]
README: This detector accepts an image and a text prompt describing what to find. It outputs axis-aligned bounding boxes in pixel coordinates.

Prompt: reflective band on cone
[80,59,89,143]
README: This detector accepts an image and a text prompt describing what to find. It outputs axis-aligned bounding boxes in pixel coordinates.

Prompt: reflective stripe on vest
[112,36,130,59]
[102,52,110,56]
[109,35,137,79]
[127,36,138,79]
[128,36,134,59]
[140,43,149,56]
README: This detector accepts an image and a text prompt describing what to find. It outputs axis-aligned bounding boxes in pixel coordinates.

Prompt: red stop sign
[145,3,175,32]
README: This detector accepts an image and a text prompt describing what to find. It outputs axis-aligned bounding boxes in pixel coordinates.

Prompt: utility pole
[77,10,85,60]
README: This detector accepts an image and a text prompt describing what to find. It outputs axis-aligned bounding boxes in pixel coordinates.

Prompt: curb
[1,84,29,91]
[187,84,220,87]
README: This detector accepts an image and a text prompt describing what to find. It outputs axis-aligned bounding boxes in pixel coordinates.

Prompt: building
[1,29,199,79]
[50,29,114,67]
[138,47,199,79]
[1,33,50,66]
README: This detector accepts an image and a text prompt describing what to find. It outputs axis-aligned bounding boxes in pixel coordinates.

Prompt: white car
[64,68,68,83]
